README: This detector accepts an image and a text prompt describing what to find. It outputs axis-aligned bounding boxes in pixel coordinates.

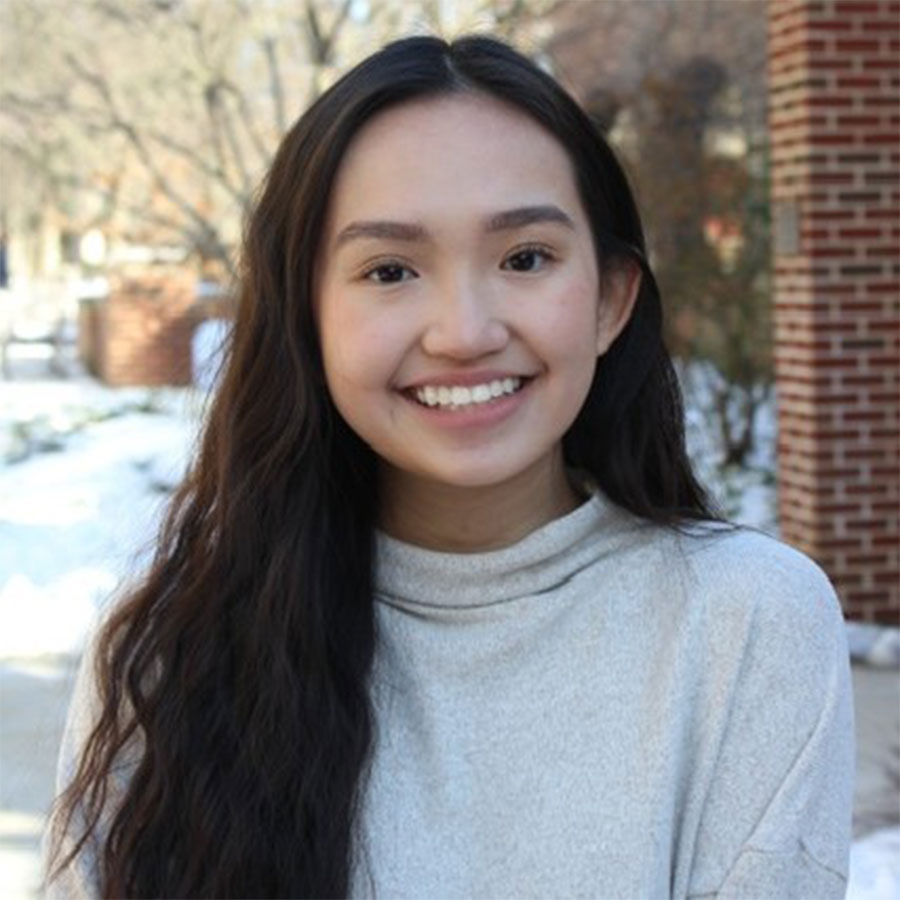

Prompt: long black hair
[48,34,719,899]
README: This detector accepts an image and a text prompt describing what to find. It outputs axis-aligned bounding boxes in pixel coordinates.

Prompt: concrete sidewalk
[0,656,77,900]
[852,663,900,838]
[1,654,898,899]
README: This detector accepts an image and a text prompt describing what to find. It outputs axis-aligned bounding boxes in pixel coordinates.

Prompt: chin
[409,455,549,492]
[432,471,519,490]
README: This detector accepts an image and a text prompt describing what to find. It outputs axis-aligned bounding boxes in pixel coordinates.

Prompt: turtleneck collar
[375,492,633,610]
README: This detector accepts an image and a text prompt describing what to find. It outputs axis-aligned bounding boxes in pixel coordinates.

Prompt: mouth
[405,376,531,411]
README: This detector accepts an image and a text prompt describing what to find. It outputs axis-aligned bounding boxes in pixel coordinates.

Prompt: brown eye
[364,263,416,284]
[502,247,554,273]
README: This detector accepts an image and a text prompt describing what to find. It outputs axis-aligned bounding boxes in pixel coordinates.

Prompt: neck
[378,451,584,552]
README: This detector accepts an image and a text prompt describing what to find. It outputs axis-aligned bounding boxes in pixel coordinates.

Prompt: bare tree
[546,0,771,468]
[1,0,559,280]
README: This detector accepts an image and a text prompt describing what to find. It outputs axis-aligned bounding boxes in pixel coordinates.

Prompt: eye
[501,245,556,273]
[362,261,417,284]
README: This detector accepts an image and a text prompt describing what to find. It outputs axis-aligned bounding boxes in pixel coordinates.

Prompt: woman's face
[316,92,637,497]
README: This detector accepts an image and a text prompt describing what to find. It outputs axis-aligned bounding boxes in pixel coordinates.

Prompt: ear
[596,258,642,357]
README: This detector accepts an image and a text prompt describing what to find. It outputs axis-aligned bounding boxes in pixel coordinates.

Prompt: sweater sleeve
[685,539,855,900]
[43,636,106,900]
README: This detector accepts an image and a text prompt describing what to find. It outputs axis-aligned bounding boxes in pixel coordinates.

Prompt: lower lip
[401,380,532,429]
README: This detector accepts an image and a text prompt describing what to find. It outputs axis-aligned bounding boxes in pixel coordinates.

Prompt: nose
[420,274,509,360]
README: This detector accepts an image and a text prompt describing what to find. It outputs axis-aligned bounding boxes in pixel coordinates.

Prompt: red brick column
[769,0,899,623]
[94,270,196,386]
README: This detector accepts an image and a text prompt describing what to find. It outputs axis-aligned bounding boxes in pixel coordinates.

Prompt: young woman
[46,35,854,899]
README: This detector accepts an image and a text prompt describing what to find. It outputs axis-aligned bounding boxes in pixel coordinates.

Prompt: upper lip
[401,371,533,390]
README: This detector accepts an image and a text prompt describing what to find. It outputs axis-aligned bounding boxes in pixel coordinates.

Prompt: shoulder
[672,523,844,635]
[581,501,845,648]
[657,525,852,753]
[602,519,851,695]
[679,522,833,590]
[574,507,849,690]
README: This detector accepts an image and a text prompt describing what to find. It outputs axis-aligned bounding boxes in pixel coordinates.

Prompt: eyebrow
[485,205,575,232]
[333,204,575,248]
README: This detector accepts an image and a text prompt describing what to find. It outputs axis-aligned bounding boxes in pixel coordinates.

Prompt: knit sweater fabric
[47,493,855,899]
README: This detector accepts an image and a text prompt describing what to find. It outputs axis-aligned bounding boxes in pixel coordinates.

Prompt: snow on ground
[679,359,779,534]
[0,377,198,657]
[0,363,897,899]
[849,827,900,900]
[0,369,202,898]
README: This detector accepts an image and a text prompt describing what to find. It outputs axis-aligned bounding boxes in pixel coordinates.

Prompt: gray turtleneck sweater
[48,494,854,899]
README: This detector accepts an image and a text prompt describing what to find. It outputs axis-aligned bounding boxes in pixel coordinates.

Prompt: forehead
[325,92,585,231]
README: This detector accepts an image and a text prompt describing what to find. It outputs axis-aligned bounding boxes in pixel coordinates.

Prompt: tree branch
[63,51,231,265]
[303,0,353,65]
[210,87,253,199]
[145,129,246,204]
[204,81,234,190]
[220,78,273,167]
[261,34,287,136]
[322,0,354,62]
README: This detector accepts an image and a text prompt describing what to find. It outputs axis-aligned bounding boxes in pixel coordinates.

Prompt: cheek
[535,273,600,356]
[319,295,409,393]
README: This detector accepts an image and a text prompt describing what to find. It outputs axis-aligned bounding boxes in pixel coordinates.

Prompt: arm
[686,545,855,899]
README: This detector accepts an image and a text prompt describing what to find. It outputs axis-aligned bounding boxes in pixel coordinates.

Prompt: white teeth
[413,377,524,409]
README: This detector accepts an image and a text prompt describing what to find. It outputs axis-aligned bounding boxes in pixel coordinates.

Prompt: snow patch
[848,827,900,900]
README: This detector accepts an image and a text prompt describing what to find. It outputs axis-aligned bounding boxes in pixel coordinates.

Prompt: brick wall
[769,0,899,622]
[85,270,197,387]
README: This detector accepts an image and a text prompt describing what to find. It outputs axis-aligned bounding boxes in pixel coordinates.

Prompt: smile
[411,377,525,409]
